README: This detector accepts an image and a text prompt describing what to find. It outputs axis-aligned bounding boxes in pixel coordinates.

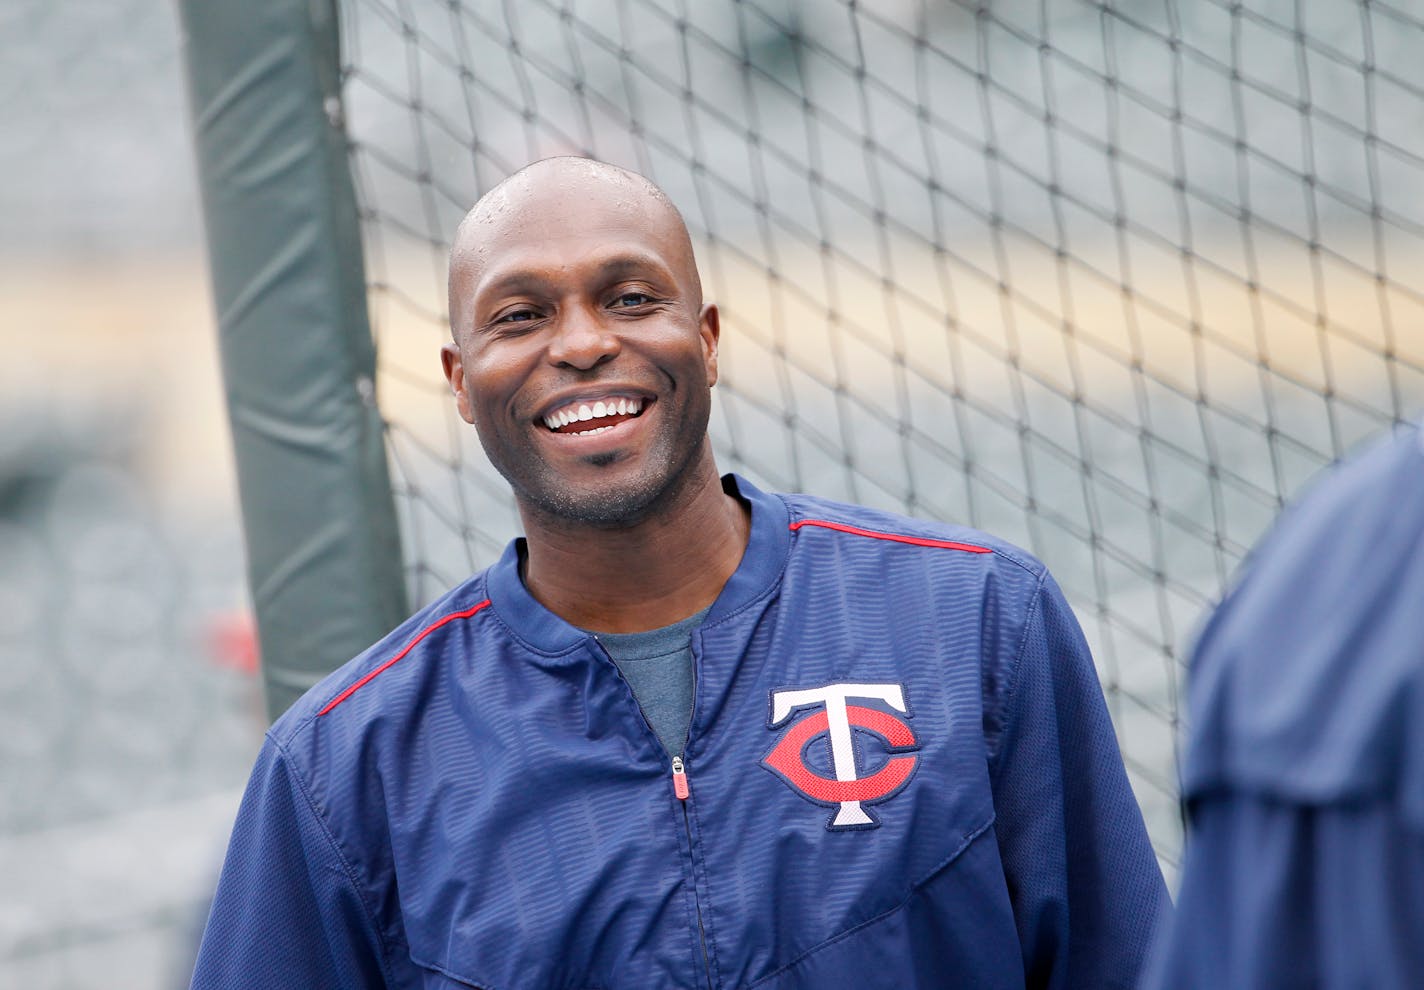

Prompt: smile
[542,396,646,435]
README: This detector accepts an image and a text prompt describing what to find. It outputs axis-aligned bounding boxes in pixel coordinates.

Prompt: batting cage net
[336,0,1424,873]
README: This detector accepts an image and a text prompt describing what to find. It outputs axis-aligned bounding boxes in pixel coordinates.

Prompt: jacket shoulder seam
[781,498,1045,577]
[788,516,994,554]
[314,598,493,717]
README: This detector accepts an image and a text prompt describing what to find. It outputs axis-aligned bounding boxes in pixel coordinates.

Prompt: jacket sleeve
[987,571,1169,989]
[190,736,392,989]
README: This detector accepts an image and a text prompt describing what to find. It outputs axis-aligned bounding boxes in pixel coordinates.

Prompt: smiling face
[442,159,721,527]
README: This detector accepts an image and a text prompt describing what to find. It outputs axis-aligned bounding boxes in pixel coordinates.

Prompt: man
[1143,422,1424,987]
[192,158,1166,988]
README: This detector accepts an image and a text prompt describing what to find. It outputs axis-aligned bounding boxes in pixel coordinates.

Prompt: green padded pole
[180,0,409,720]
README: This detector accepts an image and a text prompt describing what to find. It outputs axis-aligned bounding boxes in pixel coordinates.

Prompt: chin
[520,479,661,527]
[517,448,707,528]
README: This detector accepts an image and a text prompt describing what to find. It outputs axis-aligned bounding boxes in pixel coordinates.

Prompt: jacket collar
[486,473,790,655]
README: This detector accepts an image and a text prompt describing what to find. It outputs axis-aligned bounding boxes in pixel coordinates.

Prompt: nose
[545,304,620,371]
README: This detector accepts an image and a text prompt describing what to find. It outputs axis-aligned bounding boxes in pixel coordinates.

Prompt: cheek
[649,323,716,381]
[465,348,533,418]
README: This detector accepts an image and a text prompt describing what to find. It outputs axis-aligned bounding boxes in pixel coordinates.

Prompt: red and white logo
[762,683,920,830]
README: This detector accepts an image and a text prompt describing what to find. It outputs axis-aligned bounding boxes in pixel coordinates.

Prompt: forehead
[457,178,688,295]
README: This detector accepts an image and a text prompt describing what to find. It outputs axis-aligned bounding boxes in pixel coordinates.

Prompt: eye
[481,305,545,338]
[611,291,655,309]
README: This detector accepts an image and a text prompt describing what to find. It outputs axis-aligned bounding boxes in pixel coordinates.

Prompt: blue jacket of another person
[1144,422,1424,987]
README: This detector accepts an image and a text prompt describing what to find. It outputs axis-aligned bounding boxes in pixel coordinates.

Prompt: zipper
[591,637,715,988]
[671,756,691,800]
[672,756,715,990]
[681,630,715,989]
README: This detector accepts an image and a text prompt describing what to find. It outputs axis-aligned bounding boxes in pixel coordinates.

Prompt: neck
[519,460,751,633]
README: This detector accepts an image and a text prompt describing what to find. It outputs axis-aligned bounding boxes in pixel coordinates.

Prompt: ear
[699,302,721,387]
[440,341,476,424]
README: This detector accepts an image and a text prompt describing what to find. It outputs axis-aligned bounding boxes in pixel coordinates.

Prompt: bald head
[448,158,702,338]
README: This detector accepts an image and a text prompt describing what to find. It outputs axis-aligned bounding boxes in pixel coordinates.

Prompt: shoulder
[772,492,1077,743]
[1185,423,1424,809]
[778,490,1045,581]
[1244,421,1423,568]
[268,572,497,753]
[774,490,1067,674]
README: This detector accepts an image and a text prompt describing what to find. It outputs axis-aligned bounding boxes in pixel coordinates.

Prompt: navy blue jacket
[1143,424,1424,987]
[193,476,1166,988]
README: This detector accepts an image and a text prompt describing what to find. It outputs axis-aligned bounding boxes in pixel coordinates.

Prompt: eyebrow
[476,250,676,303]
[594,253,674,282]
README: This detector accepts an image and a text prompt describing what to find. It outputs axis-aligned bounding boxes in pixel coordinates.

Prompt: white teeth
[544,397,645,431]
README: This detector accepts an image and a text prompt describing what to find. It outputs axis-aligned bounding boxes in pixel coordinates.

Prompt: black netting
[339,0,1424,874]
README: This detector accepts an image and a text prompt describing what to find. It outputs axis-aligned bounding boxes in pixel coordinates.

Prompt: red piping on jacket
[317,599,492,716]
[789,519,992,554]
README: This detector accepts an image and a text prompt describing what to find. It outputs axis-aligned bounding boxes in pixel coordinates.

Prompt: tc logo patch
[762,683,920,830]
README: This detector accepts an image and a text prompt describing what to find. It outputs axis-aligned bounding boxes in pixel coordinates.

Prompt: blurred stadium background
[8,0,1424,987]
[1,2,259,987]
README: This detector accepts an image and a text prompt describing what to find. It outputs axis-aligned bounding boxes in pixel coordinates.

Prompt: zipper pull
[671,756,690,800]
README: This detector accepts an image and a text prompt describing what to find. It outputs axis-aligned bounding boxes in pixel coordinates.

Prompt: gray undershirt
[592,607,709,758]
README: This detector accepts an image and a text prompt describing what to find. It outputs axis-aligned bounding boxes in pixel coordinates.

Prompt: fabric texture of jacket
[193,475,1167,989]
